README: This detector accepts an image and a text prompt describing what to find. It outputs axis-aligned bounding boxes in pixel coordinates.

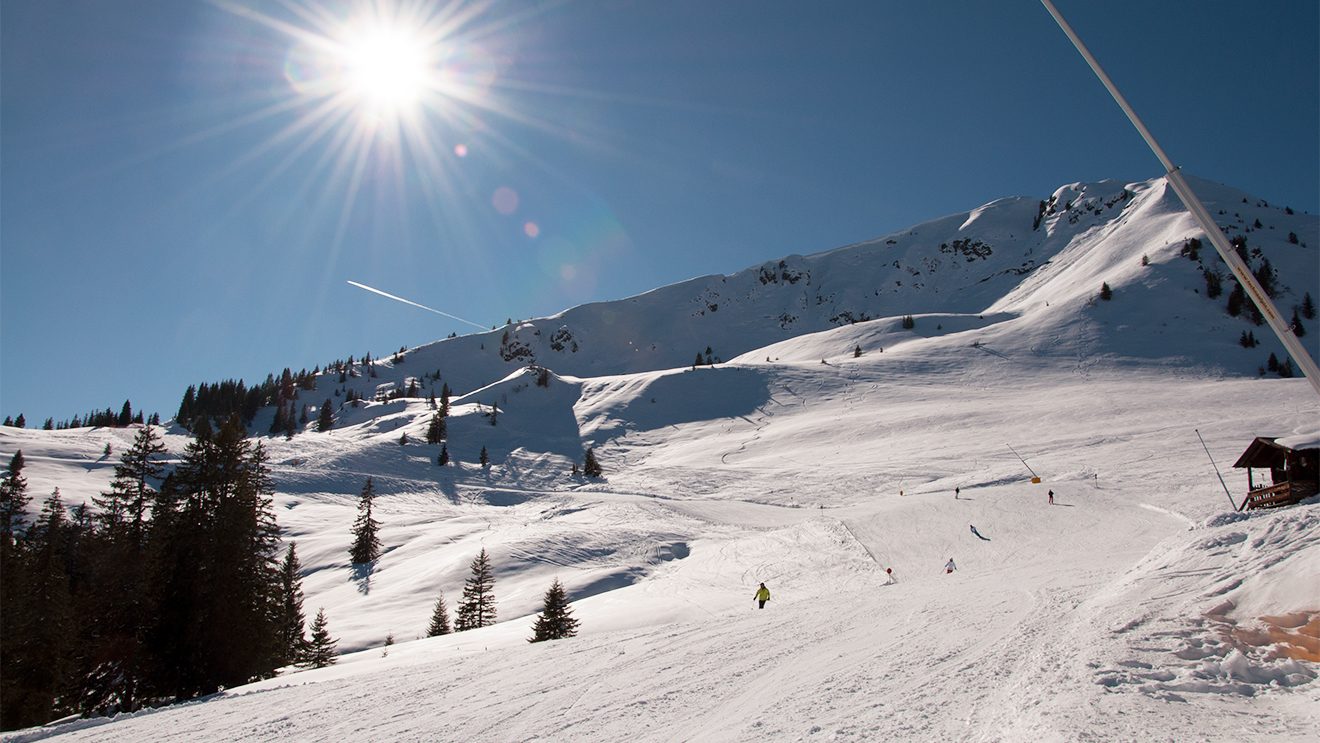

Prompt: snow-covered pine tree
[529,578,579,643]
[454,549,496,631]
[479,446,490,468]
[305,609,337,668]
[349,477,382,564]
[427,591,452,636]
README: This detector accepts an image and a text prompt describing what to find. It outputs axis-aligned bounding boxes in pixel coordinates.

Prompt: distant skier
[969,525,990,541]
[885,567,896,585]
[944,558,957,574]
[754,582,770,609]
[1048,489,1055,505]
[955,486,960,499]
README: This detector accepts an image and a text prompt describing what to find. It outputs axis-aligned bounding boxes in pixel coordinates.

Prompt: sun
[335,20,434,118]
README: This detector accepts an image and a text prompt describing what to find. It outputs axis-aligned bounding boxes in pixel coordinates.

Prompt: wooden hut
[1232,436,1319,511]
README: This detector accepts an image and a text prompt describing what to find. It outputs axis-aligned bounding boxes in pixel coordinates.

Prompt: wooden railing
[1239,480,1319,511]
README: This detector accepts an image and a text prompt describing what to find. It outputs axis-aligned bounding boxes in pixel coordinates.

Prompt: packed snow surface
[2,176,1318,741]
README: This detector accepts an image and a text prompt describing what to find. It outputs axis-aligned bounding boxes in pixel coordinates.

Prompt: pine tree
[1099,282,1113,301]
[317,399,334,432]
[583,448,602,478]
[93,426,167,551]
[145,415,283,699]
[901,315,915,329]
[1253,257,1277,297]
[304,609,338,668]
[454,549,497,631]
[438,445,450,467]
[427,592,452,637]
[529,578,579,643]
[1292,309,1307,338]
[853,345,862,358]
[1303,292,1316,320]
[5,489,75,727]
[0,450,30,544]
[277,543,309,667]
[479,446,490,468]
[426,412,446,444]
[349,478,382,564]
[1226,284,1246,316]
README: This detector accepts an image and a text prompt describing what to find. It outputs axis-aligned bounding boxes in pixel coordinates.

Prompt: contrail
[346,280,489,331]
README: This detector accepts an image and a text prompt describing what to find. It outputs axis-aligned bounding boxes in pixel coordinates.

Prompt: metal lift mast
[1040,0,1320,399]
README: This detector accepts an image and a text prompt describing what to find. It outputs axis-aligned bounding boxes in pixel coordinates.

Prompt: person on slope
[754,582,771,609]
[945,558,957,574]
[1048,489,1055,505]
[969,524,990,541]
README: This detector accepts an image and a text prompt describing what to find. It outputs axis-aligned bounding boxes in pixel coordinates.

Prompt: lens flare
[492,186,519,215]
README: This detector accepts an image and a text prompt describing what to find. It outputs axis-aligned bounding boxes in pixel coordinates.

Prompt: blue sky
[3,0,1317,425]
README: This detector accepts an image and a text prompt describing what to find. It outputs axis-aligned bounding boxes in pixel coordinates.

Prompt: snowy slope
[4,364,1316,742]
[2,175,1318,741]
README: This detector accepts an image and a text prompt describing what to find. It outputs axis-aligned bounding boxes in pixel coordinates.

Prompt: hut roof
[1232,432,1320,469]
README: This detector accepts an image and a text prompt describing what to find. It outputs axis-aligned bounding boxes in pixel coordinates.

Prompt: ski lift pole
[1007,444,1041,483]
[1195,428,1237,510]
[1040,0,1320,400]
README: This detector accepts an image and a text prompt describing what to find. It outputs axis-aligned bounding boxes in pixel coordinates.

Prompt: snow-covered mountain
[2,175,1318,741]
[368,175,1316,395]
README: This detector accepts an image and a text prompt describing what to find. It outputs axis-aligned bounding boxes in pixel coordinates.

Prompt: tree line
[0,418,300,731]
[1,418,584,731]
[3,400,160,432]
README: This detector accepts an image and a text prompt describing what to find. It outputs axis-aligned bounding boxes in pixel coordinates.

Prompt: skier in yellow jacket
[753,582,770,609]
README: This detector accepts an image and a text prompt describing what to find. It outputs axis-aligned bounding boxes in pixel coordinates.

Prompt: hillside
[1,175,1317,741]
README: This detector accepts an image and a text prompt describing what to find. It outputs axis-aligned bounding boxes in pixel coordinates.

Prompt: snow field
[2,174,1317,740]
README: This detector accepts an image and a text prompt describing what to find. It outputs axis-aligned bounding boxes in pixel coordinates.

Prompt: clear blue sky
[3,0,1317,425]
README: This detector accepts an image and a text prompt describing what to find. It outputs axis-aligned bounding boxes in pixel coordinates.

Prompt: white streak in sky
[346,280,488,330]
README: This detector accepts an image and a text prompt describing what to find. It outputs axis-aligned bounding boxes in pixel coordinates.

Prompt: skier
[753,582,771,609]
[1048,489,1055,505]
[885,567,896,585]
[944,558,957,574]
[970,524,990,541]
[955,486,960,499]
